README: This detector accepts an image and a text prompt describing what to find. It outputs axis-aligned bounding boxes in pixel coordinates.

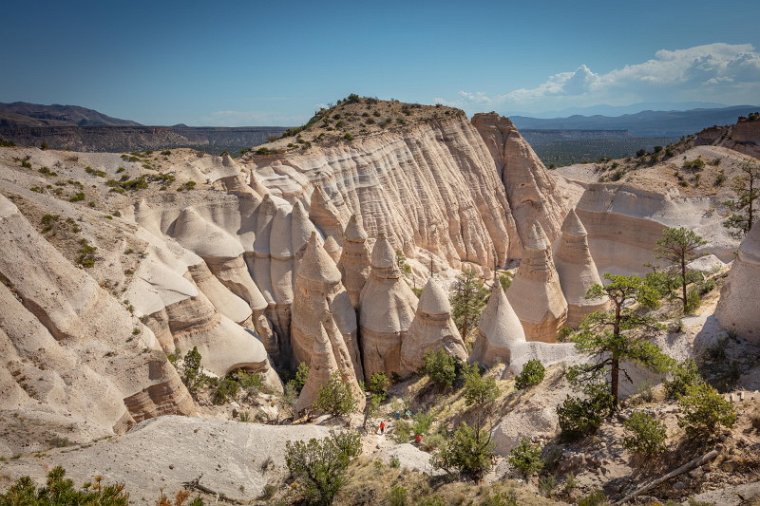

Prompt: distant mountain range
[511,105,760,137]
[0,102,141,127]
[0,102,286,153]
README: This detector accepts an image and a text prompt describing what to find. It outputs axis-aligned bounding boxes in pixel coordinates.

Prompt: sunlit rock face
[359,233,419,378]
[253,113,519,272]
[338,214,371,310]
[400,277,468,375]
[292,234,364,412]
[471,112,571,258]
[716,223,760,345]
[554,209,610,327]
[470,282,526,368]
[506,223,568,342]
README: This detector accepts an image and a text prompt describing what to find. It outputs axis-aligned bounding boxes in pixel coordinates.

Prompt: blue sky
[2,0,759,125]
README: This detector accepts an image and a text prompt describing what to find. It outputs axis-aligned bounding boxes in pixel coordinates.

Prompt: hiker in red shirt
[414,433,423,445]
[379,421,386,435]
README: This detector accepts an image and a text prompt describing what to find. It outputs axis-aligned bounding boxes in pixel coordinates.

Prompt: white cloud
[453,43,760,114]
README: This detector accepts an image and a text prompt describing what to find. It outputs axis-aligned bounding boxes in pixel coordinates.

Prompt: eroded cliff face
[0,99,589,450]
[250,114,517,270]
[471,113,572,255]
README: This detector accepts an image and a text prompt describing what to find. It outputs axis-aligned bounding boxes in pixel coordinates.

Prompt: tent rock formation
[359,233,419,378]
[506,223,568,342]
[554,209,609,327]
[400,277,468,374]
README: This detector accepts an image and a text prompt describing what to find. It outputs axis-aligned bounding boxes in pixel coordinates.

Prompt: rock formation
[554,209,609,327]
[291,233,364,411]
[338,214,372,309]
[252,108,518,270]
[715,223,760,344]
[0,194,194,452]
[169,206,277,358]
[472,112,570,254]
[470,282,526,368]
[359,232,419,378]
[400,277,468,374]
[323,235,342,263]
[469,278,577,373]
[507,223,568,342]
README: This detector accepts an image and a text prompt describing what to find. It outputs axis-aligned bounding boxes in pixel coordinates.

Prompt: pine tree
[570,274,672,408]
[449,268,488,340]
[656,227,706,313]
[723,161,760,237]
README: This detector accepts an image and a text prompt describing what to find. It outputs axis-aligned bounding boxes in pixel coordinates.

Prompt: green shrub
[664,359,703,400]
[412,411,434,435]
[388,485,408,506]
[557,383,614,440]
[683,157,705,171]
[423,348,457,389]
[285,431,361,506]
[40,213,60,233]
[314,372,357,416]
[68,191,86,202]
[678,382,737,435]
[366,372,390,399]
[515,359,545,389]
[462,364,499,406]
[450,268,488,339]
[393,419,413,443]
[213,377,240,405]
[432,422,494,480]
[181,346,209,395]
[622,411,667,456]
[481,490,518,506]
[76,239,98,268]
[577,490,609,506]
[508,438,544,478]
[0,466,129,505]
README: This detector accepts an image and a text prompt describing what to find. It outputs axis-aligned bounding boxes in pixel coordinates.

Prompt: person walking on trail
[379,421,386,435]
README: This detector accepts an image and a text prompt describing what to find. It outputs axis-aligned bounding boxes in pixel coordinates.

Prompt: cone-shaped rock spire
[470,282,526,367]
[339,214,371,309]
[292,233,364,387]
[400,277,467,374]
[323,235,342,263]
[359,232,418,377]
[555,209,609,327]
[715,222,760,344]
[506,223,568,342]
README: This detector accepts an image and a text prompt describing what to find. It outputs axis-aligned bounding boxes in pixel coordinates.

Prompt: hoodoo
[323,235,342,264]
[554,209,609,327]
[715,223,760,344]
[471,112,569,253]
[291,233,364,393]
[400,277,468,374]
[338,214,372,309]
[470,282,526,368]
[506,223,568,342]
[359,232,418,377]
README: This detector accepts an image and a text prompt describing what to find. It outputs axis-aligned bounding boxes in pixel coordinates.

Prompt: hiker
[414,433,423,445]
[379,420,386,435]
